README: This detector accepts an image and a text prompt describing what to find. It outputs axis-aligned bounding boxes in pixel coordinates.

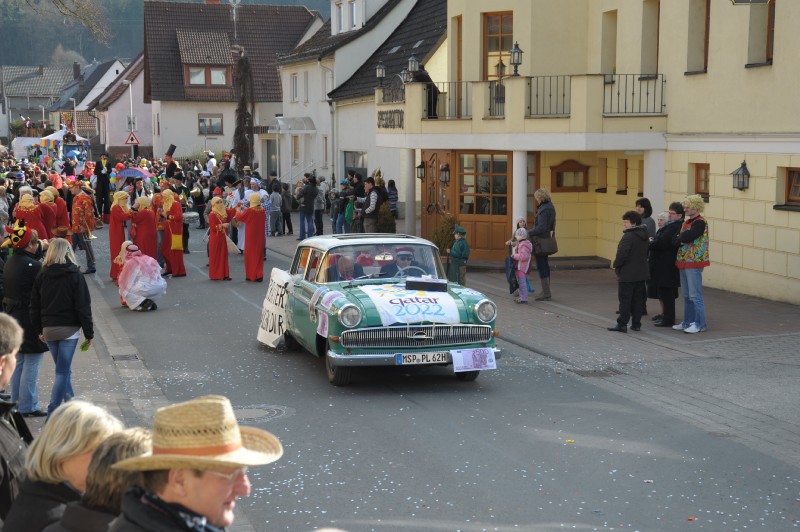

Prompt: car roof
[298,234,438,252]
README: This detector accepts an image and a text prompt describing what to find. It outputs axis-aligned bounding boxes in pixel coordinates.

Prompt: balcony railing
[603,74,666,115]
[427,81,472,119]
[528,75,571,117]
[488,81,505,117]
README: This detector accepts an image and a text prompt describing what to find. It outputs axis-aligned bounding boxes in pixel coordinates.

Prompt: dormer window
[185,65,230,87]
[176,30,233,87]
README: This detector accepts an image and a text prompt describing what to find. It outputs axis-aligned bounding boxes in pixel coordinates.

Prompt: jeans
[47,338,78,416]
[299,212,314,239]
[73,232,95,270]
[336,213,350,234]
[270,211,282,235]
[679,268,706,329]
[535,254,550,278]
[515,272,528,301]
[10,352,45,413]
[156,229,165,267]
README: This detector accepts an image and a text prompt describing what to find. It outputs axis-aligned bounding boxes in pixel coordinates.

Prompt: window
[292,135,300,164]
[686,0,710,73]
[596,157,608,192]
[641,0,660,74]
[785,168,800,206]
[349,0,357,29]
[458,152,509,216]
[210,68,226,85]
[483,12,513,81]
[290,74,298,102]
[746,0,775,66]
[303,71,309,102]
[198,114,223,135]
[188,67,205,85]
[335,2,343,33]
[551,160,589,193]
[695,163,710,200]
[526,152,539,221]
[615,159,628,194]
[322,136,329,168]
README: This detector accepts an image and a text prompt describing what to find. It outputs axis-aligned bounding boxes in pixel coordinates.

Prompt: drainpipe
[318,58,337,189]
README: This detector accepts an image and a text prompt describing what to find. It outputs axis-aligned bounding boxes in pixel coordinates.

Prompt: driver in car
[380,247,425,277]
[327,255,365,282]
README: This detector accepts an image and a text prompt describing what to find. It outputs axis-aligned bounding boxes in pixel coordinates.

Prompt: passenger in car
[327,255,365,282]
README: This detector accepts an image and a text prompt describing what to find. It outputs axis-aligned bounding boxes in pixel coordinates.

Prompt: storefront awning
[266,116,316,134]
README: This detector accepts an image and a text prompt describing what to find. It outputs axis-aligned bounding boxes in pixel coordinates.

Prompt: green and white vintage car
[257,234,499,386]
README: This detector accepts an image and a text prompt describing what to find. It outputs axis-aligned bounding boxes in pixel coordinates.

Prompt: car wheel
[283,331,300,350]
[455,370,480,382]
[324,342,352,386]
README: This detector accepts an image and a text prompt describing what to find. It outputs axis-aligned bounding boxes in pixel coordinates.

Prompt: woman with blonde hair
[673,194,710,334]
[29,238,93,416]
[43,428,151,532]
[3,400,123,532]
[529,188,556,300]
[208,196,235,280]
[109,191,132,281]
[37,189,57,240]
[158,189,186,277]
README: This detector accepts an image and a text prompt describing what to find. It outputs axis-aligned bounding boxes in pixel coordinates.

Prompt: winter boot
[534,277,552,301]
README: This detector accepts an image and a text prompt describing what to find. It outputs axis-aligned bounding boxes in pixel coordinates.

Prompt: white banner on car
[358,284,460,326]
[450,347,497,372]
[257,268,293,347]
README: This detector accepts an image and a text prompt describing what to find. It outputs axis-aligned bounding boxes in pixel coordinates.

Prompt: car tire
[324,343,352,386]
[283,331,300,351]
[455,370,480,382]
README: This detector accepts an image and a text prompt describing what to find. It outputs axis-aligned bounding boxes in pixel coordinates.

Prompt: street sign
[124,132,140,145]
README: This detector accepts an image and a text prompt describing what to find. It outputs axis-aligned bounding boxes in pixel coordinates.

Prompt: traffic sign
[124,132,140,145]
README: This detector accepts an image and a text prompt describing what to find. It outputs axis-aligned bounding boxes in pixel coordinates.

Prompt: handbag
[225,234,240,254]
[170,233,183,251]
[533,230,559,256]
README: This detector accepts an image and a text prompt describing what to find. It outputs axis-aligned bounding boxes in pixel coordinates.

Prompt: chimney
[38,64,44,76]
[73,62,81,80]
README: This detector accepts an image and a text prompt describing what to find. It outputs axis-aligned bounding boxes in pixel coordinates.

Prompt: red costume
[235,205,266,282]
[71,192,95,234]
[160,199,186,277]
[38,202,57,239]
[12,200,47,241]
[208,207,235,280]
[131,208,158,261]
[52,194,72,244]
[109,204,131,280]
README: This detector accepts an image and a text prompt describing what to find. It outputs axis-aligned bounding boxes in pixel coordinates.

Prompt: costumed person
[93,153,113,224]
[130,196,158,261]
[109,191,131,282]
[163,145,179,180]
[235,193,267,282]
[46,187,71,243]
[158,190,186,277]
[36,189,57,240]
[115,242,166,312]
[446,224,469,286]
[1,222,49,418]
[69,181,96,274]
[151,179,171,269]
[12,191,48,244]
[208,196,235,281]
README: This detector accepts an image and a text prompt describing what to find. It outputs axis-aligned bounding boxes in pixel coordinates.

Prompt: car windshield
[318,243,444,283]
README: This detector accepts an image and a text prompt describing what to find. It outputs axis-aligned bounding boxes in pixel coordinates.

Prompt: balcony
[376,73,667,139]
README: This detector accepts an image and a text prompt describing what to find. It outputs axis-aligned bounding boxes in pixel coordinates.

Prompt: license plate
[397,352,450,365]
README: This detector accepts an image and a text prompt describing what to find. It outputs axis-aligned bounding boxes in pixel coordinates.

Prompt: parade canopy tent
[40,129,89,150]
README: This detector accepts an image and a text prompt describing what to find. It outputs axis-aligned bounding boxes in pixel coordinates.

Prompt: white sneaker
[672,323,687,330]
[684,323,707,334]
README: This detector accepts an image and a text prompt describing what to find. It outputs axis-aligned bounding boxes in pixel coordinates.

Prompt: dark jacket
[2,249,49,354]
[297,184,317,215]
[613,225,650,283]
[649,219,682,288]
[529,200,556,238]
[109,487,222,532]
[280,188,292,214]
[30,262,94,340]
[3,478,82,532]
[42,501,116,532]
[0,401,28,520]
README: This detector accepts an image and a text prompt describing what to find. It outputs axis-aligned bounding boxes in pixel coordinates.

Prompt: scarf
[210,197,227,221]
[249,192,261,208]
[113,191,130,212]
[161,189,175,213]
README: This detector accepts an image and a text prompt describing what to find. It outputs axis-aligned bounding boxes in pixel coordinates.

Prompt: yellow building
[375,0,800,304]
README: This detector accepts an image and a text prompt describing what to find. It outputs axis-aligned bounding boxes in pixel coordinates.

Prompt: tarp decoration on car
[359,284,460,326]
[257,268,293,347]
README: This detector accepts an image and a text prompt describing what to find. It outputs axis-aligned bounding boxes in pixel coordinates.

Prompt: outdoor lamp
[401,68,411,83]
[510,42,523,76]
[416,162,426,181]
[731,161,750,191]
[407,55,419,74]
[495,59,506,79]
[439,163,450,185]
[375,61,386,86]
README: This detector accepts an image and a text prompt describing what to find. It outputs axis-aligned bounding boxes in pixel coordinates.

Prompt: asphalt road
[92,235,799,531]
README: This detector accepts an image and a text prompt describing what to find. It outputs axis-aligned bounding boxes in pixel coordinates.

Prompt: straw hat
[113,395,283,471]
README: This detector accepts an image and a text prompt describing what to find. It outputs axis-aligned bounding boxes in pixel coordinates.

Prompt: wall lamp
[731,161,750,191]
[439,163,450,185]
[416,162,425,181]
[509,42,523,76]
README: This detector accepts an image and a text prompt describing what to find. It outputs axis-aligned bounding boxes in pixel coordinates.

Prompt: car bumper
[326,347,501,367]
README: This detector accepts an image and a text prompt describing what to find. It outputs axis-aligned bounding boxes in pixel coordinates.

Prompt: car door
[287,248,326,353]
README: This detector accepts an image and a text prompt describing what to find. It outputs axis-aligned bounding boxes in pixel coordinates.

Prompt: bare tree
[232,46,255,171]
[22,0,111,43]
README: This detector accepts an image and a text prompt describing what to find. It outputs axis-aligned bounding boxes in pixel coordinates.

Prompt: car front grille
[340,325,493,349]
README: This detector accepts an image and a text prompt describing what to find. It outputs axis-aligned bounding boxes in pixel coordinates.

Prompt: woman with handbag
[158,190,186,278]
[208,197,236,280]
[529,188,556,301]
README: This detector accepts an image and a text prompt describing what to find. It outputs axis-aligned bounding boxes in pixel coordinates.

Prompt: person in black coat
[93,153,113,224]
[1,225,48,416]
[648,202,684,327]
[608,211,650,333]
[296,176,318,240]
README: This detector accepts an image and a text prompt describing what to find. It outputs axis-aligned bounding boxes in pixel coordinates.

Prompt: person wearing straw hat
[109,395,283,531]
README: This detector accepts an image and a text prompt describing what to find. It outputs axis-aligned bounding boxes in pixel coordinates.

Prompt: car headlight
[474,299,497,323]
[338,304,362,328]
